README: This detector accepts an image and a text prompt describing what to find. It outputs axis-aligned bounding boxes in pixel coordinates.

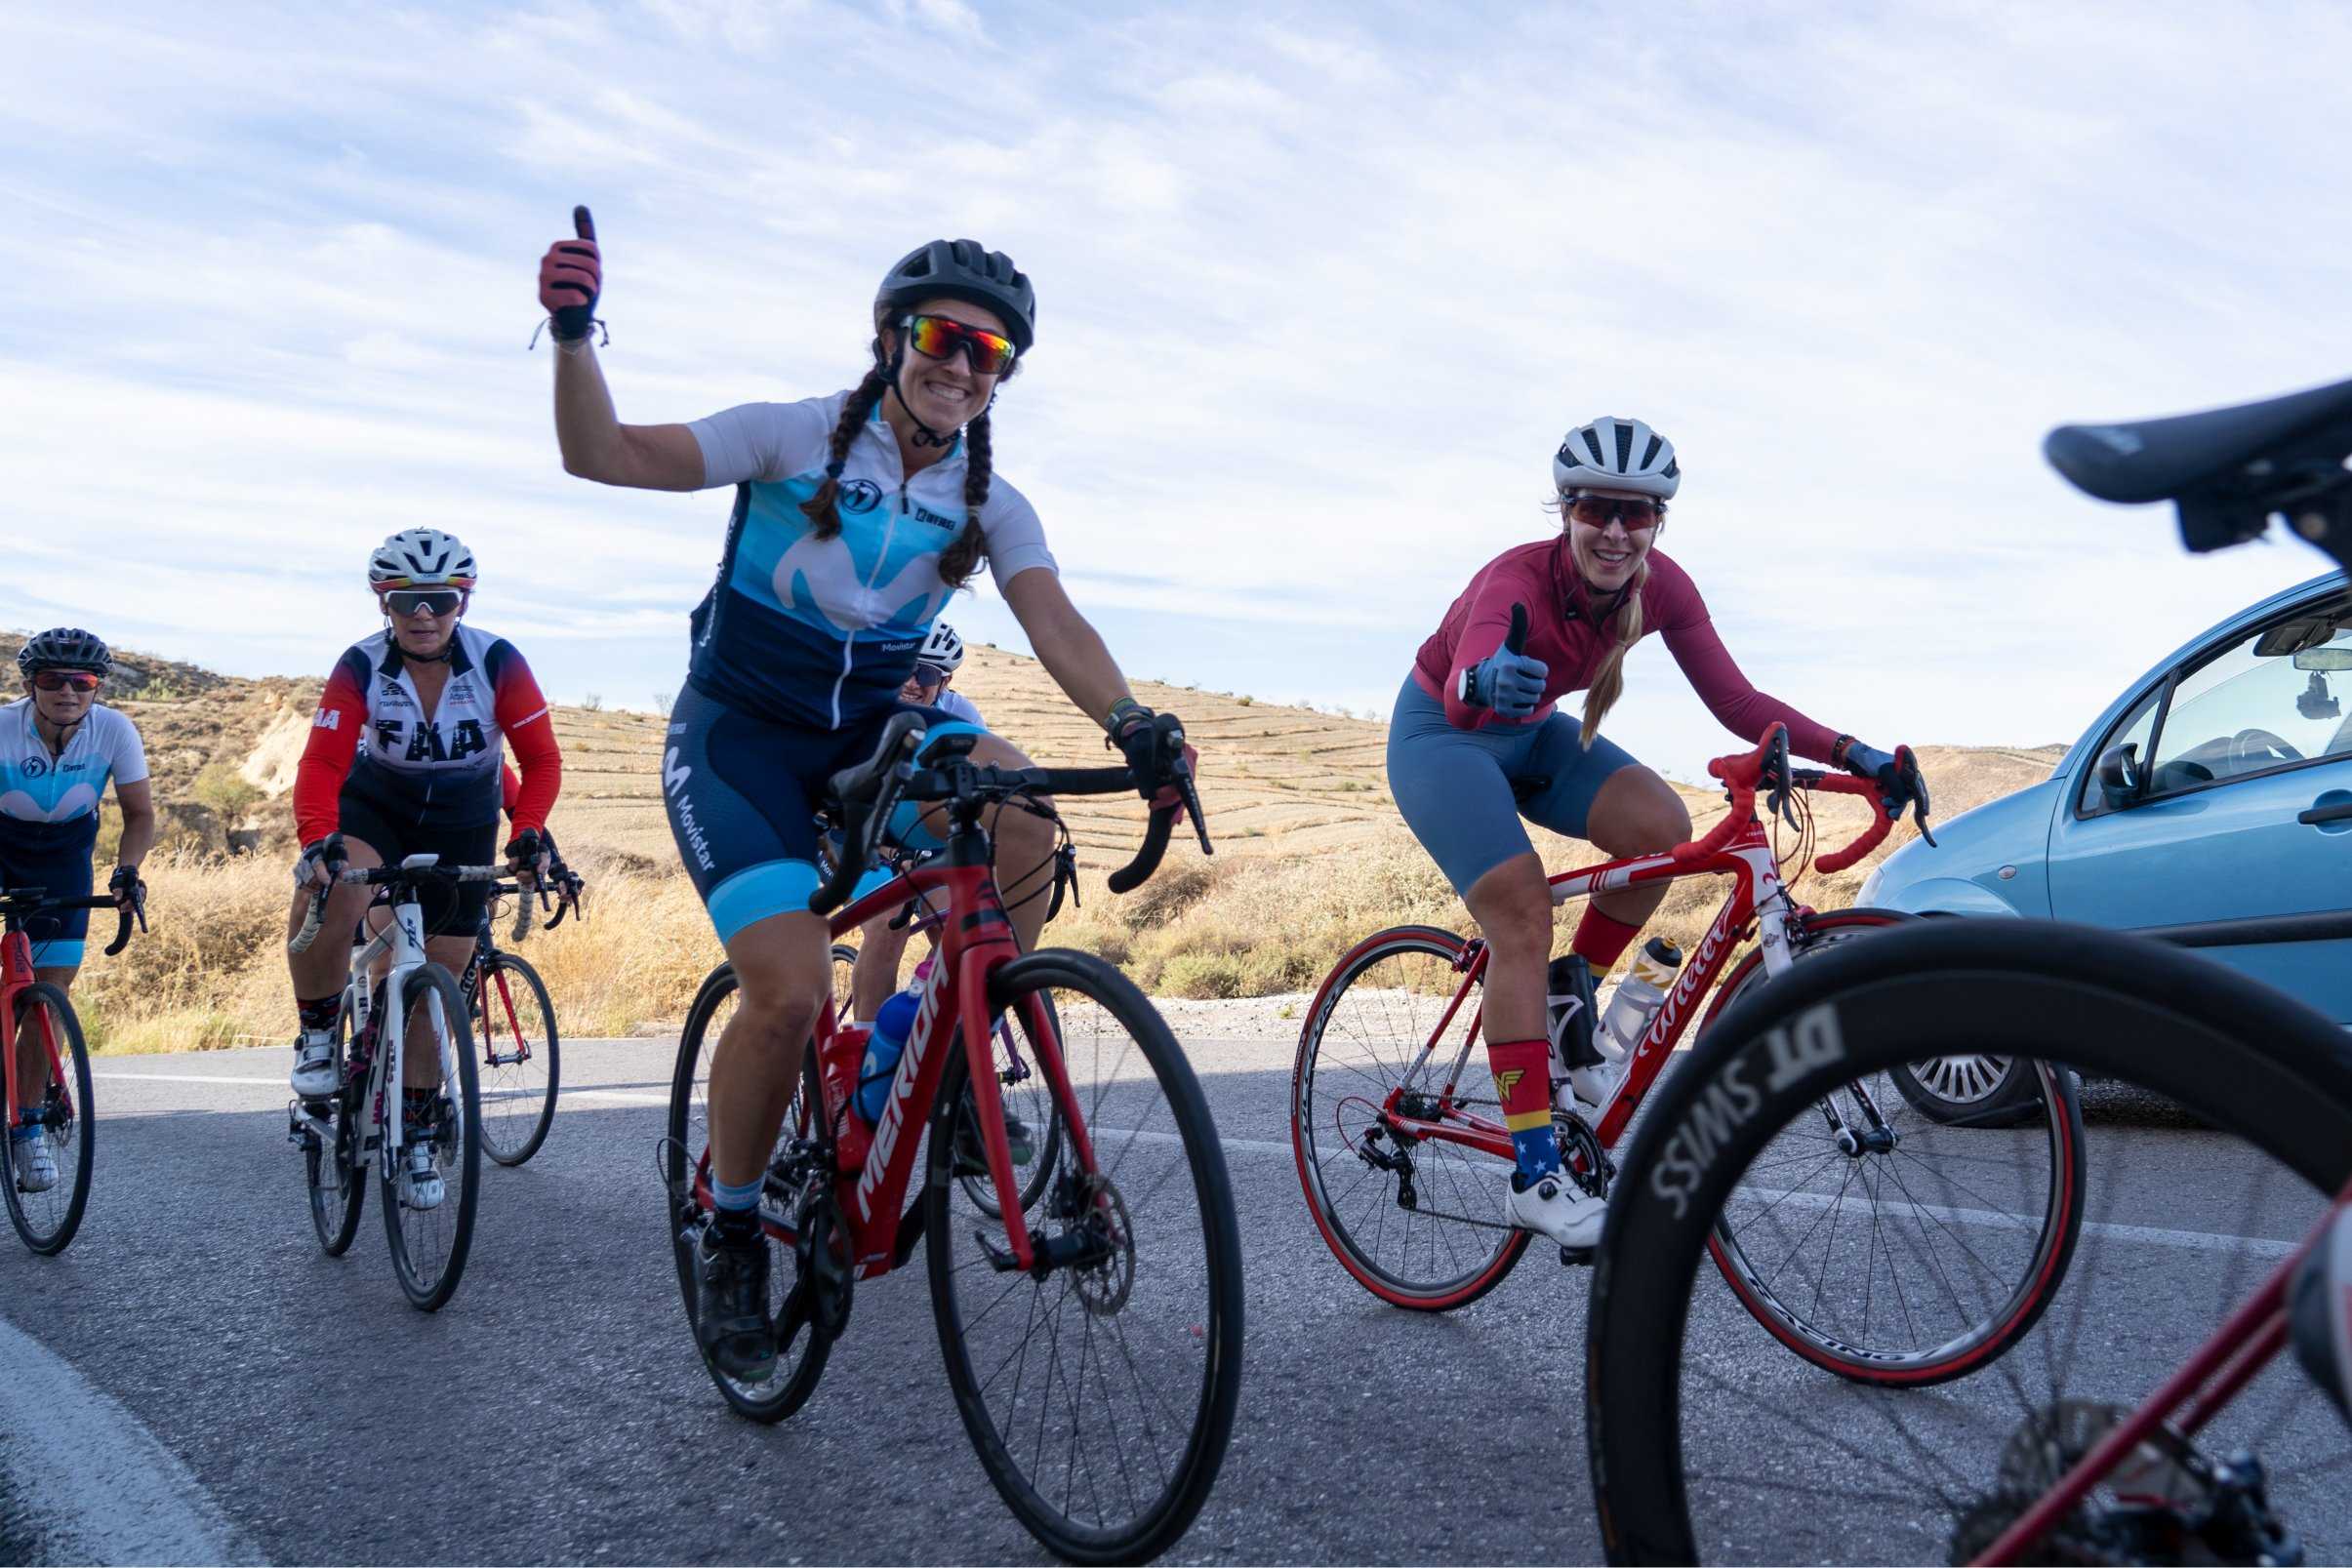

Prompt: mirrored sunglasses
[384,589,465,617]
[31,670,101,693]
[903,314,1018,377]
[909,663,951,690]
[1563,495,1664,531]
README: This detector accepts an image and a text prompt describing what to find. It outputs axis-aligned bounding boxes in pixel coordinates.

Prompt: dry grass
[39,633,2061,1050]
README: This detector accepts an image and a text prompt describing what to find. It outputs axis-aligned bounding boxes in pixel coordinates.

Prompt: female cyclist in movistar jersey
[284,529,563,1210]
[540,225,1190,1382]
[2,629,152,1193]
[1390,417,1926,1250]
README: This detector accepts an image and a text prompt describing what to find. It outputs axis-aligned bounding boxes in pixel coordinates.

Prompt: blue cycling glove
[1463,648,1549,718]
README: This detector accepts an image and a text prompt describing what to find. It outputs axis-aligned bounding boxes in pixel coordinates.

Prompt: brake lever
[1177,765,1212,856]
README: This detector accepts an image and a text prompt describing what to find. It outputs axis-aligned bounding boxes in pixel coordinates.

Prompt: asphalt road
[0,1034,2341,1565]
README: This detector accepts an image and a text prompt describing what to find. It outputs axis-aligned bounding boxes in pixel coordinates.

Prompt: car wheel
[1888,1053,2046,1126]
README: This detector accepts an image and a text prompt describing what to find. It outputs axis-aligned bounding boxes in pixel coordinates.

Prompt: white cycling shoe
[291,1029,340,1101]
[1504,1170,1605,1251]
[1560,1062,1624,1120]
[12,1129,58,1194]
[400,1141,445,1211]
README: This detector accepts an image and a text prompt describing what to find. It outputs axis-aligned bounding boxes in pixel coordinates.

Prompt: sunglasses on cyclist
[383,589,465,617]
[908,663,951,690]
[901,314,1018,378]
[30,670,101,693]
[1562,495,1665,531]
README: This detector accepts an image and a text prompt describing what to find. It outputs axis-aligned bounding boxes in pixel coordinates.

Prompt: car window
[2145,598,2352,796]
[2080,687,2161,814]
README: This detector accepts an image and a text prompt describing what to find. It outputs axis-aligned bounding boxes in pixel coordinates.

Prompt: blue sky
[3,1,2349,781]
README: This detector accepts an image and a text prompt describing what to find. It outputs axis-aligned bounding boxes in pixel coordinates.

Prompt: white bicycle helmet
[918,622,966,672]
[368,528,478,589]
[1554,417,1682,500]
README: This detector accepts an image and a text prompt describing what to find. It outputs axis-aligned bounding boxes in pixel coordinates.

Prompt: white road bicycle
[286,854,523,1311]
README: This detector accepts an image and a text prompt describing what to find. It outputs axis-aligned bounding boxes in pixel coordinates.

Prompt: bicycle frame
[297,879,455,1176]
[466,900,534,1070]
[1348,819,1801,1170]
[692,825,1094,1281]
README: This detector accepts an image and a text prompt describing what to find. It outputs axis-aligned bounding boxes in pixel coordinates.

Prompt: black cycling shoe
[953,1101,1034,1175]
[693,1219,777,1382]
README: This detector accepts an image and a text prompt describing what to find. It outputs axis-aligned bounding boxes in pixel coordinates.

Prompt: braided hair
[796,366,891,541]
[798,334,995,591]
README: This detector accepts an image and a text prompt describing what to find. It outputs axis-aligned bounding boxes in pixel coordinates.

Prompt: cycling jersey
[294,624,561,845]
[932,688,985,727]
[0,700,148,854]
[1410,540,1840,760]
[684,391,1058,731]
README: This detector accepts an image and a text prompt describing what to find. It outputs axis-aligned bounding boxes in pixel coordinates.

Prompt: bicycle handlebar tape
[1108,805,1176,895]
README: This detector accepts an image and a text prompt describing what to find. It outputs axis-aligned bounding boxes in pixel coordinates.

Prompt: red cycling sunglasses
[902,314,1018,377]
[31,670,101,693]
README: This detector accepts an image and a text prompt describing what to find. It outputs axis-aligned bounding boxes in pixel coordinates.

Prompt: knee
[1595,774,1691,855]
[994,800,1056,866]
[1469,869,1555,956]
[731,971,826,1049]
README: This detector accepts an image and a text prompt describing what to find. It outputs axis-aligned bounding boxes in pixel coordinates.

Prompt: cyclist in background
[846,621,988,1024]
[283,530,563,1209]
[1,629,152,1192]
[1388,417,1925,1249]
[541,225,1190,1382]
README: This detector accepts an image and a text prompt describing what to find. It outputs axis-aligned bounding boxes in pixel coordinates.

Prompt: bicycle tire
[1587,918,2352,1565]
[831,942,858,1027]
[1696,907,2088,1384]
[3,983,93,1255]
[1293,925,1530,1310]
[475,951,560,1166]
[666,962,833,1424]
[926,949,1243,1564]
[380,963,481,1311]
[307,1000,366,1255]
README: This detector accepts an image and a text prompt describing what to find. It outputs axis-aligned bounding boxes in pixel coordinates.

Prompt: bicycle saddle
[2046,375,2352,505]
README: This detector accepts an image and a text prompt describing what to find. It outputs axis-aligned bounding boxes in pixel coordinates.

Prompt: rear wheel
[381,964,481,1312]
[666,963,832,1424]
[953,1010,1067,1219]
[1587,919,2352,1564]
[927,949,1243,1564]
[474,951,559,1166]
[1292,926,1529,1310]
[3,984,94,1256]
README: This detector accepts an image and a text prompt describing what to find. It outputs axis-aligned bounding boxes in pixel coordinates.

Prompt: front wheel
[380,964,481,1311]
[3,983,94,1255]
[474,951,559,1166]
[926,949,1243,1565]
[1699,908,2087,1385]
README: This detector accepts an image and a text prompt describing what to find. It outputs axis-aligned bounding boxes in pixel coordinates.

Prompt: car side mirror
[2095,742,2145,807]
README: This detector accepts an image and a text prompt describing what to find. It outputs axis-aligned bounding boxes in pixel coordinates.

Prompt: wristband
[1106,697,1146,734]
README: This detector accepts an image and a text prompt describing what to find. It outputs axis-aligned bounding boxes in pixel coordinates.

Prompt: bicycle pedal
[1560,1244,1596,1268]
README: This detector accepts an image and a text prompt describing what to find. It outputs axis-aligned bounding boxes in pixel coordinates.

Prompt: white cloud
[1,0,2347,785]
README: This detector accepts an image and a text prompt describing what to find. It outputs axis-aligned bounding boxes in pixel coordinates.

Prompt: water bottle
[1595,939,1685,1059]
[1545,954,1602,1074]
[856,981,924,1123]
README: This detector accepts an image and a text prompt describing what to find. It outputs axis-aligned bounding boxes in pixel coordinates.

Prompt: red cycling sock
[1572,905,1643,973]
[1487,1037,1560,1183]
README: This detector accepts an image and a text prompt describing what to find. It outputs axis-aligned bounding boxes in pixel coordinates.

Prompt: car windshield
[2145,595,2352,791]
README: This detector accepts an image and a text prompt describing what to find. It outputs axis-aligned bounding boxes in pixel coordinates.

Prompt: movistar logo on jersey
[839,478,883,514]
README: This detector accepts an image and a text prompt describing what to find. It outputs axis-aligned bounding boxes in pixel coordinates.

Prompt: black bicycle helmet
[17,627,112,679]
[874,239,1036,355]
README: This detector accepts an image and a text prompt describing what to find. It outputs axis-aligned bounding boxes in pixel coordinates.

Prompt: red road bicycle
[1,887,141,1255]
[1293,722,2092,1386]
[663,715,1243,1565]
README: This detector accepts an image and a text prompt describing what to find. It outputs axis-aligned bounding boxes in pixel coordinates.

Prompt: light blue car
[1864,570,2352,1106]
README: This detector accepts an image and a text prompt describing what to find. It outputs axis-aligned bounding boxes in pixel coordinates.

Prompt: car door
[2046,586,2352,1023]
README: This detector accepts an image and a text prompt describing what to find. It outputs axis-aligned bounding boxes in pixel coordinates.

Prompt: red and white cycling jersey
[294,624,560,843]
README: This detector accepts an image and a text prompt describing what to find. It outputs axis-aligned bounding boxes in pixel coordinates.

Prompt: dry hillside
[0,630,2061,1046]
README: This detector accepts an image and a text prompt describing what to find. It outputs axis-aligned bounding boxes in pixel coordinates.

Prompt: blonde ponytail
[1579,558,1648,748]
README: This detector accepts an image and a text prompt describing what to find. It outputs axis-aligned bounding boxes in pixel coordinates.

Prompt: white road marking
[0,1314,260,1565]
[99,1072,2305,1259]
